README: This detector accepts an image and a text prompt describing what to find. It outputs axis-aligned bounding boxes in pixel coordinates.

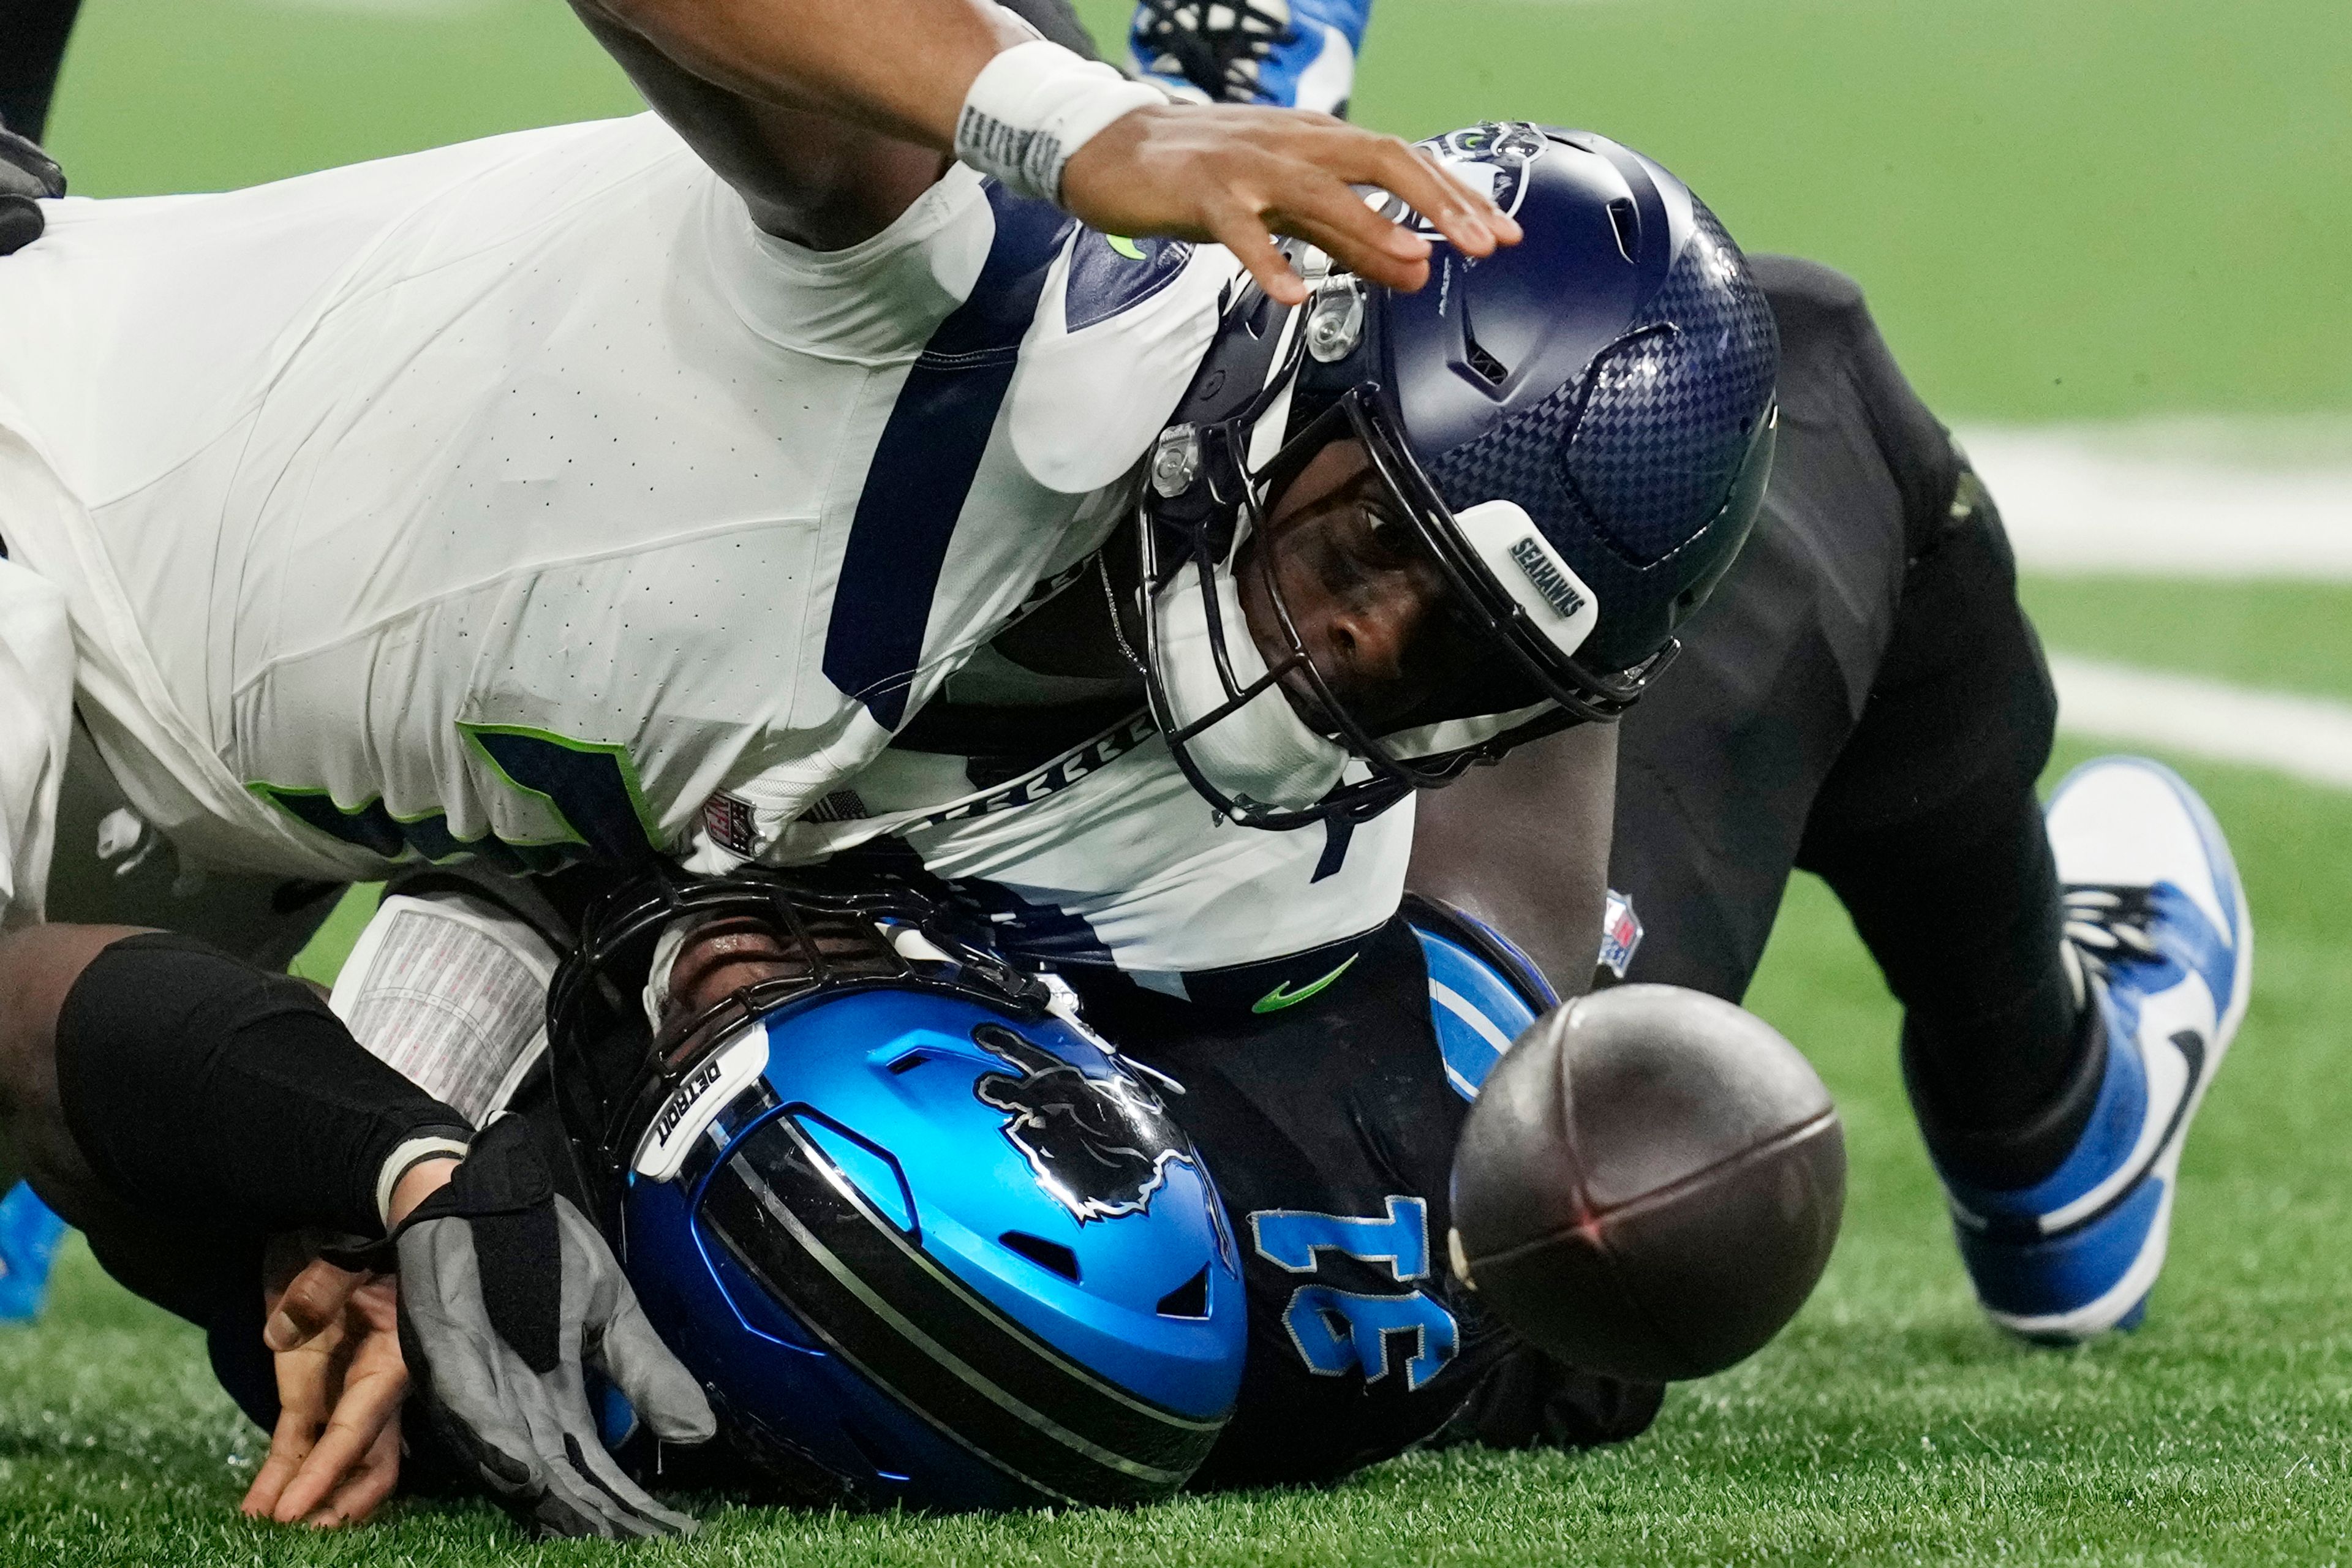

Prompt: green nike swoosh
[1252,954,1360,1014]
[1105,233,1148,261]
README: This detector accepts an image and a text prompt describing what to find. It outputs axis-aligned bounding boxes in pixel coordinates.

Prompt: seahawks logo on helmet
[972,1024,1195,1223]
[1416,121,1550,232]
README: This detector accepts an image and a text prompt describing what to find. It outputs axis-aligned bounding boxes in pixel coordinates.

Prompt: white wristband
[375,1134,472,1230]
[954,40,1167,206]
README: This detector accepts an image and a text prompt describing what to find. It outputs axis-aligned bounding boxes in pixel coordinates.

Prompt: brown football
[1449,984,1845,1382]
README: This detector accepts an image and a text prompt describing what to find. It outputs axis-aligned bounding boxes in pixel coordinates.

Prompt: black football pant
[1605,255,2084,1181]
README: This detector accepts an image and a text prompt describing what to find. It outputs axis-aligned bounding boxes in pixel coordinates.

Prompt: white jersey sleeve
[0,118,1230,889]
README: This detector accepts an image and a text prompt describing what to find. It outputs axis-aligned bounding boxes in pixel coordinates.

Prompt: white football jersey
[0,115,1411,992]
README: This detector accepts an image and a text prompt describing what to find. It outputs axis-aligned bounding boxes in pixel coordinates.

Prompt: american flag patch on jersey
[1599,889,1644,979]
[802,790,870,825]
[701,792,757,858]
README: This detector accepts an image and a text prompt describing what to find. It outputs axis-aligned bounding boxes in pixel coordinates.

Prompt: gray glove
[0,116,64,258]
[391,1115,717,1539]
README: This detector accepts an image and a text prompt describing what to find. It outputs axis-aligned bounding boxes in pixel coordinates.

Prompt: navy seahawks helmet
[547,870,1245,1509]
[1133,123,1779,828]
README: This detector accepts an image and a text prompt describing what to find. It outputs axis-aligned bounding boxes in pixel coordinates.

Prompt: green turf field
[7,736,2348,1565]
[14,1,2352,1562]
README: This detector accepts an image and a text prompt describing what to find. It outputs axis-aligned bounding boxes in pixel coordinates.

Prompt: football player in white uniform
[0,0,1781,1528]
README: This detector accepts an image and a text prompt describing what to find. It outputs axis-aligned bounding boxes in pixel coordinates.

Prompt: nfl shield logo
[701,791,756,859]
[1599,889,1644,979]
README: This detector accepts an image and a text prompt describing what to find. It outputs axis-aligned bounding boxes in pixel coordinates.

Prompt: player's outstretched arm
[573,0,1513,303]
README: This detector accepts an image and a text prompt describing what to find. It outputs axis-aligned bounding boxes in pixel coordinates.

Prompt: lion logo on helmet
[971,1024,1196,1223]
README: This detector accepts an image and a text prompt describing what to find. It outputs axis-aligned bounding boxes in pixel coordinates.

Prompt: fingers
[0,126,64,199]
[1207,209,1311,307]
[1366,138,1521,255]
[592,1294,716,1445]
[301,1416,402,1529]
[496,1382,698,1540]
[266,1257,368,1353]
[1063,105,1517,302]
[241,1401,324,1522]
[243,1296,348,1521]
[269,1340,409,1524]
[1255,130,1510,290]
[1260,175,1446,295]
[0,194,40,258]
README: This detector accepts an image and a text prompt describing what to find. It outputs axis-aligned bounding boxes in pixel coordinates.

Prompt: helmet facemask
[1131,298,1683,832]
[1126,124,1783,832]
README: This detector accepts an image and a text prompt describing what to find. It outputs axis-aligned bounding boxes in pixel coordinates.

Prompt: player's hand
[1059,103,1521,307]
[241,1245,407,1529]
[0,115,64,258]
[393,1116,717,1540]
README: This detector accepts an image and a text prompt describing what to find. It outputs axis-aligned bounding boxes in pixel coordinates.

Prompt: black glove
[391,1115,717,1539]
[0,115,63,258]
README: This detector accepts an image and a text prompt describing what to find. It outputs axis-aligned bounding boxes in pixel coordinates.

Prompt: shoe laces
[1132,0,1295,104]
[2061,883,2163,979]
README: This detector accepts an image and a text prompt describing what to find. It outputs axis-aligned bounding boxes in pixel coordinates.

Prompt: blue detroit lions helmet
[548,871,1245,1509]
[1134,123,1779,829]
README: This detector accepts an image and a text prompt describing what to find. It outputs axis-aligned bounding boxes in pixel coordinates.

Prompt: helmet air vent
[1464,336,1509,387]
[1458,293,1510,388]
[886,1050,932,1075]
[1607,198,1640,263]
[1156,1267,1212,1319]
[1000,1231,1082,1283]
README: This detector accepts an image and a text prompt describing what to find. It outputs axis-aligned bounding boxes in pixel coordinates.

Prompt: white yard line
[1958,421,2352,579]
[2051,655,2352,791]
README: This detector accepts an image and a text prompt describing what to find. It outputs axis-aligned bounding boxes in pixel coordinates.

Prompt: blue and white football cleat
[1128,0,1370,115]
[1942,756,2251,1343]
[0,1182,68,1324]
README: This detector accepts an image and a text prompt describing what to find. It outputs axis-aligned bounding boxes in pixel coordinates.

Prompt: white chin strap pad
[1449,499,1600,663]
[1153,560,1350,812]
